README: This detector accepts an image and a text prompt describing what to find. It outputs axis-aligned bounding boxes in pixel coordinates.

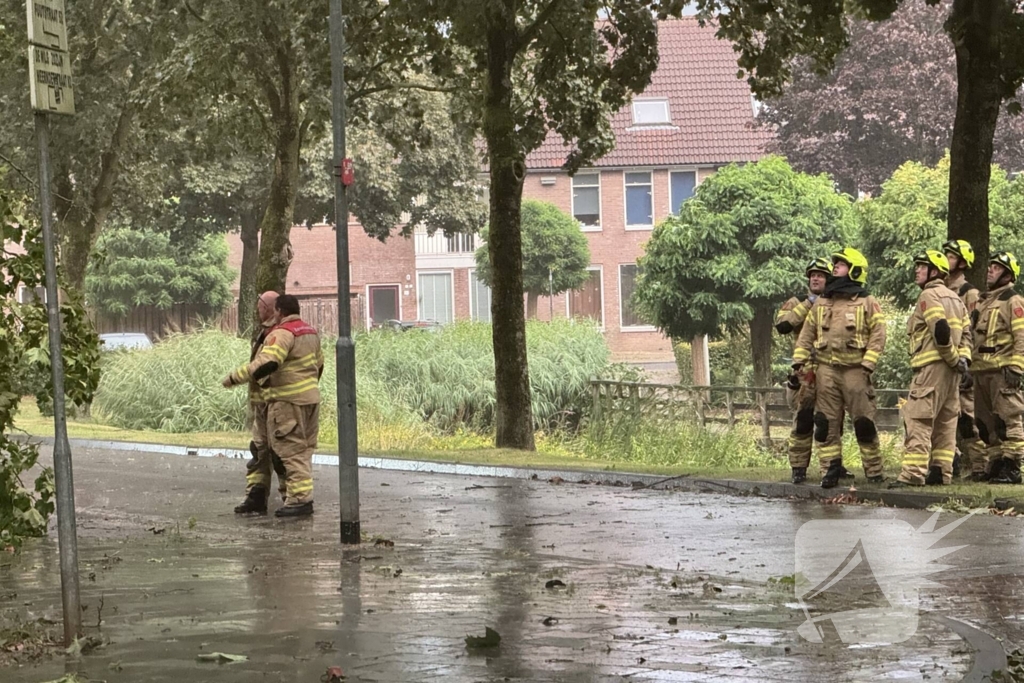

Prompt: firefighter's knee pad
[996,417,1009,442]
[977,420,991,445]
[795,408,814,436]
[854,417,877,444]
[958,414,976,440]
[813,412,829,442]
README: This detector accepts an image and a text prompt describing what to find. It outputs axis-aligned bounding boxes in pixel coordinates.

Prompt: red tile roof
[526,17,770,170]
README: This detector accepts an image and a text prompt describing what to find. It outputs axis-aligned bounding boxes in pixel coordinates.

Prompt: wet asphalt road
[1,445,1023,681]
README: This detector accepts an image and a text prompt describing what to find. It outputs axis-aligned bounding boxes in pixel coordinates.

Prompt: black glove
[786,374,800,390]
[1005,367,1023,391]
[959,360,973,392]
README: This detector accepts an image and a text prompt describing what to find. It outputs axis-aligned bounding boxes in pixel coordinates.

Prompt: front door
[368,285,399,327]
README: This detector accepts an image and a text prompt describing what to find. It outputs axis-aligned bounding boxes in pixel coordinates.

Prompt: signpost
[26,0,81,645]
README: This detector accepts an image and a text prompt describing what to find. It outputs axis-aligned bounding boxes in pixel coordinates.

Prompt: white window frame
[468,269,492,323]
[365,283,403,330]
[667,168,700,216]
[618,264,656,332]
[571,172,602,232]
[416,270,456,324]
[565,265,605,331]
[631,98,671,125]
[623,170,655,231]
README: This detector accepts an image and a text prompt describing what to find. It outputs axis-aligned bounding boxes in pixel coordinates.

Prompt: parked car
[381,319,443,333]
[99,333,153,351]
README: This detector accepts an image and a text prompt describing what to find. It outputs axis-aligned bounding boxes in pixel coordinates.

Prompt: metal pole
[548,267,553,320]
[34,112,82,644]
[329,0,360,544]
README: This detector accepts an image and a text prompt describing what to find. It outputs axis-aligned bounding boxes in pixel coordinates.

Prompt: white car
[98,333,153,351]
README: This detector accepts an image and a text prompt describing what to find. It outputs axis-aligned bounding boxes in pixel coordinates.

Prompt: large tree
[473,200,590,318]
[396,1,688,449]
[859,154,1024,307]
[0,0,185,289]
[696,0,1024,289]
[759,0,1024,197]
[633,156,855,387]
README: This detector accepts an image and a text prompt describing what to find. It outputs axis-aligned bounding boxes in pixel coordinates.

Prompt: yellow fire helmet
[805,257,832,278]
[942,239,975,269]
[831,247,869,284]
[991,251,1021,282]
[913,249,950,276]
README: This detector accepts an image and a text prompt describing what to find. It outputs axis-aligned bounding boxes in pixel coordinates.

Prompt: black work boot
[991,460,1022,485]
[275,501,314,518]
[821,461,844,489]
[952,452,962,479]
[925,466,945,486]
[234,486,268,514]
[988,458,1006,482]
[791,467,807,484]
[866,475,885,484]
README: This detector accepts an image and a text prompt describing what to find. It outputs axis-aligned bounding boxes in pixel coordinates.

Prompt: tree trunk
[749,304,774,388]
[60,101,137,290]
[945,0,1004,289]
[483,7,535,450]
[237,207,261,337]
[526,292,539,319]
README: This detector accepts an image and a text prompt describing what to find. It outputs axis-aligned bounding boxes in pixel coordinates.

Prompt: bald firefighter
[943,239,984,480]
[971,252,1024,485]
[776,257,830,484]
[793,247,887,488]
[890,251,971,488]
[224,294,324,517]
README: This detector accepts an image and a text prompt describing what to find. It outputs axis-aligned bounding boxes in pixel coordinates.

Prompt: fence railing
[589,379,909,445]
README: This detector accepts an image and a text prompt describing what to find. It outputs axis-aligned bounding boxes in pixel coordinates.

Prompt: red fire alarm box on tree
[341,158,355,186]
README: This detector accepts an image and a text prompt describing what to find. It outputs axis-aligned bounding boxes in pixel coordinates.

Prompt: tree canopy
[858,154,1024,308]
[474,200,590,317]
[633,156,855,385]
[759,0,1024,197]
[85,225,235,317]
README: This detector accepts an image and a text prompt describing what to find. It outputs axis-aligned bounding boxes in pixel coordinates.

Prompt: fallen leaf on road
[545,579,566,589]
[373,538,394,548]
[196,652,248,663]
[668,617,678,625]
[465,627,501,649]
[321,666,345,682]
[549,477,564,485]
[542,616,558,626]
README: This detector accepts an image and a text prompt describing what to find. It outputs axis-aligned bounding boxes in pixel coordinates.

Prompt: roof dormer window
[631,98,671,125]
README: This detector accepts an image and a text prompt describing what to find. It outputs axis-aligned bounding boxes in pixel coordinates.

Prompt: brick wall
[519,166,718,361]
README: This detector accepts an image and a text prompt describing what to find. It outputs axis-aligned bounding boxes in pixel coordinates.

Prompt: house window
[631,99,670,125]
[572,173,601,229]
[469,270,491,323]
[16,285,46,304]
[417,272,453,324]
[568,268,603,328]
[625,172,653,228]
[619,264,651,329]
[670,171,697,215]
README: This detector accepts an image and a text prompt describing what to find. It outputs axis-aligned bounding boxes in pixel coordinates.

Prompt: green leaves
[634,156,854,341]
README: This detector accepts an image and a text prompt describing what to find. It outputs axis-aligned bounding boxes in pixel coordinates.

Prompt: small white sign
[28,45,75,115]
[26,0,68,51]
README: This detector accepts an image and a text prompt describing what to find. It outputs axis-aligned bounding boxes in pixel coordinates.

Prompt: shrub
[93,319,611,438]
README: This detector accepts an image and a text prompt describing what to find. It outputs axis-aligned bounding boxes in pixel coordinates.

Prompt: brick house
[227,17,767,360]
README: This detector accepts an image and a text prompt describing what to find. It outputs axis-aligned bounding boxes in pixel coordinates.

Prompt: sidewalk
[0,444,1018,682]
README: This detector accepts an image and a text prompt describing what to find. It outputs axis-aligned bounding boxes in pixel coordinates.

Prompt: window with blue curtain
[625,172,653,227]
[670,171,696,215]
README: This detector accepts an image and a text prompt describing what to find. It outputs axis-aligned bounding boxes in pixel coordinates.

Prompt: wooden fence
[91,295,365,340]
[590,379,909,445]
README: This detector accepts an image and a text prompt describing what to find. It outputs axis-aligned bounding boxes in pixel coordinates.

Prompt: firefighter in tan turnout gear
[233,291,289,514]
[224,294,325,517]
[943,239,985,480]
[890,251,971,488]
[971,252,1024,485]
[793,248,887,488]
[776,257,830,484]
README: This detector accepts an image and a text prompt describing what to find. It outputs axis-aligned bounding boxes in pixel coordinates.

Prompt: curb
[19,435,1024,511]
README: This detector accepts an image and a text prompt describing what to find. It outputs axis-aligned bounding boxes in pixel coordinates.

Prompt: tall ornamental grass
[93,319,610,437]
